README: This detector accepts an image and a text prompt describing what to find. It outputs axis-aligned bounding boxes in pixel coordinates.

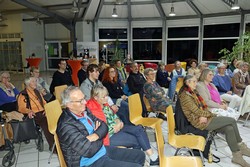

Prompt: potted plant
[219,32,250,64]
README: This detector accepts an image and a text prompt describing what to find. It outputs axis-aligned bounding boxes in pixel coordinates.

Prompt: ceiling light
[71,0,79,13]
[169,4,176,16]
[112,5,118,17]
[36,17,41,25]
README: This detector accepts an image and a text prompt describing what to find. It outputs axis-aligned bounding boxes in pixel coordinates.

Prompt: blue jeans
[112,99,133,125]
[168,75,179,100]
[88,146,145,167]
[110,125,151,151]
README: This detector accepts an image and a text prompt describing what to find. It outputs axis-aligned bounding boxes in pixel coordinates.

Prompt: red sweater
[86,99,110,145]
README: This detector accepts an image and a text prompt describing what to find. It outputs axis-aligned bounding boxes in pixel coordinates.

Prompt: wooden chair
[128,93,163,128]
[175,78,184,93]
[181,62,187,70]
[54,85,67,104]
[154,122,202,167]
[44,100,67,167]
[166,106,206,164]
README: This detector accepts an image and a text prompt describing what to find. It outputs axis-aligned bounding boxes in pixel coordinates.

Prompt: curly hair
[102,66,118,83]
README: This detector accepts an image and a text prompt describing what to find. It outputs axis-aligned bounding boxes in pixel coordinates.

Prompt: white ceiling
[0,0,250,24]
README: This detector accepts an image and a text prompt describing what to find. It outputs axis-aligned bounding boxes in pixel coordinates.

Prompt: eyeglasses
[99,95,108,99]
[2,76,10,79]
[70,98,86,104]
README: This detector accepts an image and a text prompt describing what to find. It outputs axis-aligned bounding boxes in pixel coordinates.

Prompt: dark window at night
[133,41,162,60]
[168,26,198,38]
[204,23,240,38]
[167,40,198,64]
[202,39,237,61]
[99,29,127,39]
[246,23,250,33]
[133,28,162,39]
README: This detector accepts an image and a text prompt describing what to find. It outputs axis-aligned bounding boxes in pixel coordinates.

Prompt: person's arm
[77,70,83,86]
[17,93,32,114]
[234,73,247,89]
[143,82,163,100]
[127,75,138,94]
[80,81,91,100]
[103,82,121,99]
[196,82,220,108]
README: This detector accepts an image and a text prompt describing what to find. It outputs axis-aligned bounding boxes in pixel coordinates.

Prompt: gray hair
[24,76,36,87]
[199,68,213,82]
[144,68,154,76]
[90,84,108,98]
[184,74,196,85]
[239,62,249,68]
[0,71,10,81]
[61,86,80,106]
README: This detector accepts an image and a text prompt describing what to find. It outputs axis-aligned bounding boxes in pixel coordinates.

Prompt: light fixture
[36,17,42,25]
[169,3,176,16]
[112,5,118,17]
[231,0,240,10]
[71,0,79,13]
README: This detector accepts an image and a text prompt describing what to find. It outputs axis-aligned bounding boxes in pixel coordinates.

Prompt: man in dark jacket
[57,86,145,167]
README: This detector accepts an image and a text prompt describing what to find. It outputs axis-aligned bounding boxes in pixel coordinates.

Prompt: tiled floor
[0,71,250,167]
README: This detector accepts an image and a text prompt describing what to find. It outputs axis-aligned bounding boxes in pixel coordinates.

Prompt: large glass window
[133,41,162,60]
[133,28,162,39]
[204,23,240,38]
[167,40,198,63]
[168,26,198,38]
[203,39,237,61]
[99,29,127,39]
[246,23,250,33]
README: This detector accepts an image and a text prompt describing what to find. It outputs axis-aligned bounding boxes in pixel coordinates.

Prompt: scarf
[239,69,249,83]
[184,86,208,110]
[0,82,15,97]
[117,67,126,80]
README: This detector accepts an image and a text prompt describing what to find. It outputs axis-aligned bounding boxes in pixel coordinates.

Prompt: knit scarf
[117,67,126,80]
[239,69,249,83]
[184,86,208,110]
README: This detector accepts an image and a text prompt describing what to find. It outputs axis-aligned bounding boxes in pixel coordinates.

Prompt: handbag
[10,118,38,143]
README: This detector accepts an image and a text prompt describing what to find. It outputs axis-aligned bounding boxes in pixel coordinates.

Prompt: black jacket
[77,69,87,85]
[127,72,146,94]
[56,108,108,167]
[102,81,124,99]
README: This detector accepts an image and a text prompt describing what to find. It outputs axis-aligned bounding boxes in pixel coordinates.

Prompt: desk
[26,58,42,68]
[67,60,82,86]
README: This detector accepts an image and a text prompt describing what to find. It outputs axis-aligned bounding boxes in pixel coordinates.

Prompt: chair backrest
[44,100,62,135]
[166,106,176,139]
[54,133,67,167]
[54,85,67,104]
[181,62,187,70]
[143,95,153,112]
[165,64,175,72]
[175,78,184,93]
[155,122,165,167]
[128,93,143,123]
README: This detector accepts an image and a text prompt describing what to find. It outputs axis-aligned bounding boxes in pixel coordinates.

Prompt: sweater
[127,72,146,94]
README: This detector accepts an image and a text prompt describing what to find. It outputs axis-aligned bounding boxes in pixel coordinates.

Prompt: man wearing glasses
[57,86,145,167]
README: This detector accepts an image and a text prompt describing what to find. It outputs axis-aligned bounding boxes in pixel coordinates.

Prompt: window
[168,26,198,38]
[246,23,250,33]
[167,40,198,63]
[133,41,162,60]
[99,29,127,39]
[204,23,240,38]
[133,28,162,39]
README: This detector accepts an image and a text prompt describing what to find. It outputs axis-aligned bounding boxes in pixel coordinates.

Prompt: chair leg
[48,142,55,164]
[199,150,205,166]
[243,112,250,127]
[212,137,218,151]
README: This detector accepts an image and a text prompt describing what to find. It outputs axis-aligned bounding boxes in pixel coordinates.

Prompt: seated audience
[123,53,134,65]
[0,72,19,112]
[198,62,208,73]
[114,60,127,88]
[17,77,54,150]
[156,62,171,88]
[168,60,186,99]
[57,86,145,167]
[196,69,240,120]
[214,59,233,78]
[212,63,241,109]
[77,59,89,85]
[30,67,53,102]
[179,74,250,167]
[87,85,159,166]
[143,68,169,119]
[102,66,132,125]
[233,62,250,96]
[50,59,74,94]
[187,59,200,79]
[229,58,238,73]
[233,60,244,75]
[127,62,147,116]
[80,64,131,125]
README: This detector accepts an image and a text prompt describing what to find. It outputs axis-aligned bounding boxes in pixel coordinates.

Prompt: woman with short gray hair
[0,71,19,112]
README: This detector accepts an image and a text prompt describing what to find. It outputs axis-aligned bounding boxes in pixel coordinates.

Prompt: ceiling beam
[104,0,186,6]
[186,0,202,18]
[81,0,91,20]
[11,0,72,30]
[221,0,234,7]
[153,0,166,19]
[94,0,104,22]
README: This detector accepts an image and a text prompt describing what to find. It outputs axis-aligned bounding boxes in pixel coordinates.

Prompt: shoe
[232,151,250,167]
[157,113,167,121]
[150,157,159,166]
[239,142,250,157]
[24,140,30,144]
